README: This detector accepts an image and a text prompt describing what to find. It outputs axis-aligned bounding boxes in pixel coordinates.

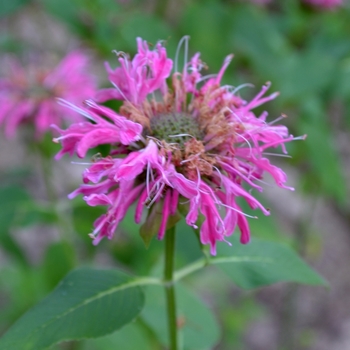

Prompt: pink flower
[54,38,300,255]
[303,0,342,8]
[0,51,96,138]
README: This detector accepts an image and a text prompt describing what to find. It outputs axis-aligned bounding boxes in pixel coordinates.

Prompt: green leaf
[0,265,47,326]
[120,13,174,52]
[181,2,232,69]
[41,0,83,34]
[0,268,145,350]
[0,186,31,233]
[83,321,156,350]
[42,242,76,290]
[213,237,327,289]
[0,185,57,240]
[0,234,28,266]
[299,98,346,204]
[0,0,31,17]
[142,284,220,350]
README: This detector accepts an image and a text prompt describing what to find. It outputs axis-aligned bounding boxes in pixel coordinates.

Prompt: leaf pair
[0,238,327,350]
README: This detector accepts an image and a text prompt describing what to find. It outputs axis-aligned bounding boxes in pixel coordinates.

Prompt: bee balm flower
[54,37,299,255]
[0,51,96,138]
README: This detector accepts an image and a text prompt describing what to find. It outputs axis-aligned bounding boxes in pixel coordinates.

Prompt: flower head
[54,37,299,255]
[0,51,96,138]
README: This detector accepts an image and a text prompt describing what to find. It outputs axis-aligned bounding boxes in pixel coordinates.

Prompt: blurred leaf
[230,5,290,60]
[120,12,175,52]
[0,265,47,327]
[83,321,156,350]
[142,284,220,350]
[41,0,85,35]
[180,2,232,69]
[0,185,56,237]
[72,198,105,243]
[0,0,31,17]
[299,98,346,203]
[0,35,26,54]
[333,57,350,99]
[0,268,145,349]
[0,168,31,183]
[34,133,61,159]
[214,236,327,289]
[42,241,76,290]
[277,51,334,102]
[0,186,31,233]
[120,12,170,42]
[0,234,28,266]
[175,219,203,264]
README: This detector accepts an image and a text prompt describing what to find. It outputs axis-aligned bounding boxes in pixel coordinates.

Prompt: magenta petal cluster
[0,51,96,138]
[54,37,298,255]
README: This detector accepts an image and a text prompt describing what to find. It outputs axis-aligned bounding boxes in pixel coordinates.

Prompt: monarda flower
[53,37,299,255]
[0,51,96,138]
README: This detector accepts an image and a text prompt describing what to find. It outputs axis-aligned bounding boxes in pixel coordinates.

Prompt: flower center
[149,113,203,146]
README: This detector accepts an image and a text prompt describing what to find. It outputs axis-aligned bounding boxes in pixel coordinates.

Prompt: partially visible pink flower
[54,38,300,255]
[0,51,96,138]
[303,0,342,8]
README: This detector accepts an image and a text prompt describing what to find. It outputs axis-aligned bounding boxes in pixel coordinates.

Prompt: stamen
[193,168,201,192]
[196,74,218,84]
[130,140,143,149]
[219,202,259,219]
[71,161,94,165]
[224,107,245,124]
[180,154,200,164]
[175,35,190,73]
[112,50,129,69]
[184,36,189,74]
[215,54,234,84]
[146,136,164,148]
[263,152,292,158]
[212,164,224,188]
[146,162,151,195]
[111,81,131,104]
[236,133,253,157]
[293,134,307,141]
[268,114,287,126]
[147,182,165,208]
[249,176,274,187]
[230,83,255,95]
[57,98,95,122]
[168,133,195,139]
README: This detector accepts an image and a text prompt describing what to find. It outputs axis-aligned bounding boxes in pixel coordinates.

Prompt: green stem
[164,226,178,350]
